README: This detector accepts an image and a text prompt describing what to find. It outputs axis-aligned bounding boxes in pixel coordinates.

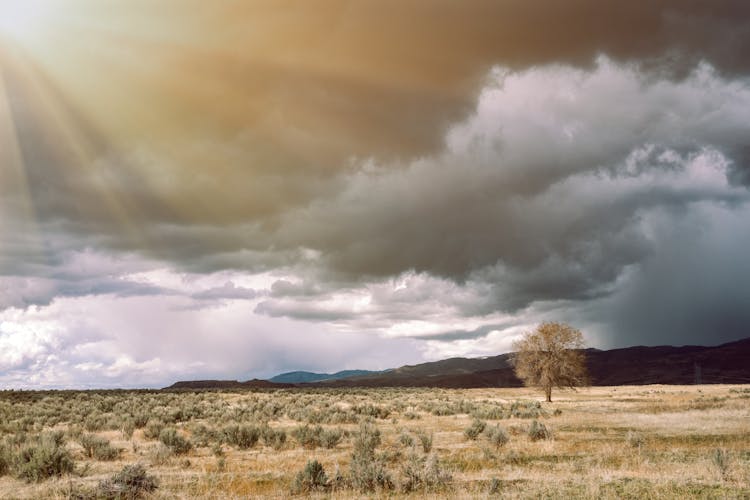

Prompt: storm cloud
[1,1,749,387]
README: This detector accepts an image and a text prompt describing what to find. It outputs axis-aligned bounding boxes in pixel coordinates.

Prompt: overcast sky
[1,1,749,388]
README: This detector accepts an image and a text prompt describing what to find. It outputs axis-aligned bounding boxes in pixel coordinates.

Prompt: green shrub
[190,423,221,447]
[528,420,551,441]
[352,421,381,456]
[14,433,75,482]
[159,428,192,455]
[222,424,260,449]
[96,463,158,499]
[399,431,414,447]
[291,425,342,449]
[400,453,452,493]
[133,414,149,429]
[143,419,165,440]
[510,400,546,419]
[485,425,509,448]
[121,419,135,440]
[79,434,121,461]
[291,459,329,494]
[464,418,486,440]
[415,429,433,453]
[349,422,393,492]
[292,425,320,449]
[320,428,343,449]
[260,425,287,450]
[471,404,506,420]
[84,414,106,432]
[353,404,390,419]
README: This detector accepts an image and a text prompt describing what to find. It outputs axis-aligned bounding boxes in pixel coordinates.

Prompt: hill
[269,369,384,383]
[165,379,295,390]
[164,337,750,390]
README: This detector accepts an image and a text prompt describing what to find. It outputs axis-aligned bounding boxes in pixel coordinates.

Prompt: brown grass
[0,384,748,498]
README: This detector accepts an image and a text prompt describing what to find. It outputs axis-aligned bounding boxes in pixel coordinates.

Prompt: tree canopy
[513,322,589,402]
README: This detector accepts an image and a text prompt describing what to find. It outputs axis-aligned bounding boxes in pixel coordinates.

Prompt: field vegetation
[0,384,748,498]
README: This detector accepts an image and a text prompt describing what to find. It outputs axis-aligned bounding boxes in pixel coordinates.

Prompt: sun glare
[0,0,50,42]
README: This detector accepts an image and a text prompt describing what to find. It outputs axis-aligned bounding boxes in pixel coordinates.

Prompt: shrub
[79,434,121,461]
[400,453,452,493]
[353,404,390,419]
[350,455,394,493]
[712,448,731,481]
[471,404,506,420]
[260,425,287,450]
[464,418,486,440]
[528,420,551,441]
[96,463,158,499]
[625,430,644,449]
[292,425,342,449]
[291,459,329,494]
[190,423,221,447]
[352,421,380,456]
[143,419,165,440]
[292,425,319,449]
[399,431,414,447]
[148,443,173,466]
[349,422,393,492]
[415,429,433,453]
[485,425,509,448]
[222,424,260,450]
[14,434,75,482]
[84,414,106,432]
[159,428,192,455]
[0,445,10,476]
[509,400,546,419]
[133,414,149,429]
[121,419,136,440]
[488,477,502,494]
[320,428,343,449]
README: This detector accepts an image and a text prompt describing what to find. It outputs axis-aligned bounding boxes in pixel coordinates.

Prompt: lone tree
[513,322,589,402]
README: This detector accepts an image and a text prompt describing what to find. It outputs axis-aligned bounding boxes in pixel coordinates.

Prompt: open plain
[0,384,748,498]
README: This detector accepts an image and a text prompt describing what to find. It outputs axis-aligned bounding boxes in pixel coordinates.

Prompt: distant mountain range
[165,337,750,390]
[268,370,385,383]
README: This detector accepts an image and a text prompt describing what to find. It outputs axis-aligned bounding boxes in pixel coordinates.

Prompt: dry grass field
[0,384,748,499]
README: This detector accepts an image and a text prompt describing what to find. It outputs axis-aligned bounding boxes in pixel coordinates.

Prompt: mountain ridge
[164,337,750,390]
[269,369,385,383]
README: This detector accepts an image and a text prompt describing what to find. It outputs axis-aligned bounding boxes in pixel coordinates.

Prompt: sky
[1,1,749,388]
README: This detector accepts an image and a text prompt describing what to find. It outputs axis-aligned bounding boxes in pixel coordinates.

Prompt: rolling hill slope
[165,337,750,390]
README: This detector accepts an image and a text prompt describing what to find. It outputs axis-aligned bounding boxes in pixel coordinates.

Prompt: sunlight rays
[0,1,179,253]
[0,0,53,43]
[0,58,37,244]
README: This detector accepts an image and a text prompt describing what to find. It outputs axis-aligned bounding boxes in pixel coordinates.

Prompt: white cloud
[2,58,750,388]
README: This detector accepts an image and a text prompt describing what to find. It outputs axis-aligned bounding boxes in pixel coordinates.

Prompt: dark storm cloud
[588,203,750,347]
[4,0,750,248]
[271,61,750,285]
[245,60,750,349]
[2,0,750,362]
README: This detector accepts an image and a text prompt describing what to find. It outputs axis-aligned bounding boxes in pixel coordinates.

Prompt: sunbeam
[0,0,58,44]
